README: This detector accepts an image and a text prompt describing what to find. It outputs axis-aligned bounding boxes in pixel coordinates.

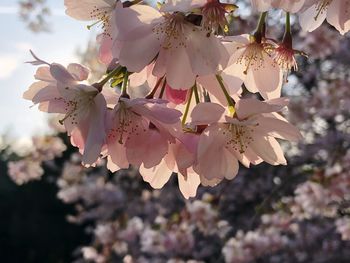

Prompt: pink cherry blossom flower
[8,160,44,185]
[162,0,237,33]
[106,98,182,171]
[64,0,116,23]
[200,0,237,33]
[251,0,306,13]
[191,99,302,185]
[140,136,200,199]
[299,0,350,35]
[64,0,122,64]
[23,63,107,166]
[336,218,350,241]
[224,34,283,100]
[113,3,229,89]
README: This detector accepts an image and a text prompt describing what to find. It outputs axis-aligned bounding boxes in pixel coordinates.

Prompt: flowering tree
[5,0,350,262]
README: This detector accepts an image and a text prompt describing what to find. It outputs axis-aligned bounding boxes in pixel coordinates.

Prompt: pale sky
[0,0,97,139]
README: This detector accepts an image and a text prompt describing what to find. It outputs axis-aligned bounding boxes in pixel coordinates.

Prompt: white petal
[255,116,302,142]
[65,0,115,20]
[177,172,200,199]
[299,3,327,32]
[162,46,197,89]
[235,98,286,119]
[140,161,172,189]
[81,94,107,165]
[250,136,287,165]
[327,0,350,35]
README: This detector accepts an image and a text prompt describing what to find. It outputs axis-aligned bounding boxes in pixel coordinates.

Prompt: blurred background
[0,0,350,263]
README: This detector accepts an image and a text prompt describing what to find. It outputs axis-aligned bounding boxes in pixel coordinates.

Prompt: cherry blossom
[299,0,350,35]
[65,0,122,64]
[162,0,237,33]
[191,99,302,185]
[64,0,116,23]
[23,62,107,165]
[8,160,44,185]
[13,0,350,261]
[140,137,201,199]
[113,3,229,89]
[105,98,182,171]
[224,34,283,99]
[270,13,307,82]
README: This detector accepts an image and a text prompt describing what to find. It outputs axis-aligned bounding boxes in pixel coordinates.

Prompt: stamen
[107,102,148,145]
[237,42,266,74]
[59,100,78,125]
[152,13,188,49]
[224,123,258,154]
[88,5,112,37]
[201,0,236,33]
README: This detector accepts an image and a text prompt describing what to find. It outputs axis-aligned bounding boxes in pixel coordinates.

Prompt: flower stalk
[181,86,194,126]
[253,12,267,43]
[121,70,130,98]
[94,66,123,92]
[215,75,235,108]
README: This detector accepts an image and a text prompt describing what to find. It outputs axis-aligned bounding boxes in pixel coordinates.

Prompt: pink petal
[186,28,229,75]
[327,0,350,35]
[224,152,239,180]
[245,54,283,99]
[107,156,123,172]
[23,81,49,101]
[177,172,200,199]
[235,98,286,119]
[160,0,206,12]
[38,100,67,113]
[255,116,303,142]
[50,63,76,85]
[118,27,160,72]
[196,125,233,180]
[126,128,168,168]
[64,0,115,20]
[81,94,107,165]
[34,66,54,82]
[190,102,225,125]
[32,85,61,104]
[97,34,114,65]
[67,63,90,81]
[115,4,162,40]
[172,141,196,171]
[161,47,197,89]
[139,161,172,189]
[251,0,271,12]
[299,3,327,32]
[250,135,287,165]
[134,102,182,124]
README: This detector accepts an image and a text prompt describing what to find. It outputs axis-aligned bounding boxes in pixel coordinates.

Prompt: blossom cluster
[7,136,66,185]
[6,1,350,261]
[22,0,350,198]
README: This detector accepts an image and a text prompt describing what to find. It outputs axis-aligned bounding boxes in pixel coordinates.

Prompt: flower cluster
[7,136,66,184]
[5,1,350,262]
[22,0,350,198]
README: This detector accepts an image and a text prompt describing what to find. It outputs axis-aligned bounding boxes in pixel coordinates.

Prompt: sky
[0,0,97,139]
